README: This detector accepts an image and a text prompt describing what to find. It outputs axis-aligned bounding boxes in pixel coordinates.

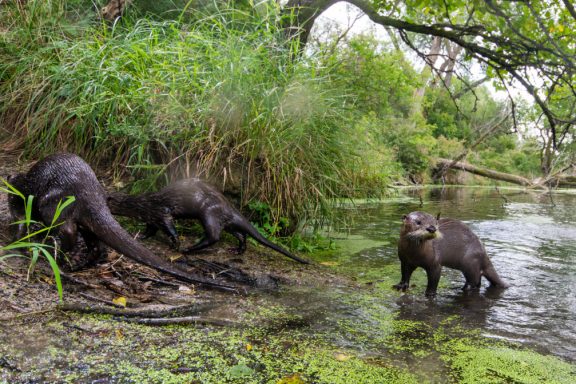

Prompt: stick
[58,302,215,318]
[114,316,238,327]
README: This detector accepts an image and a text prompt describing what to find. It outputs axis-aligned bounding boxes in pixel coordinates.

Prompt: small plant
[0,179,76,302]
[247,200,290,237]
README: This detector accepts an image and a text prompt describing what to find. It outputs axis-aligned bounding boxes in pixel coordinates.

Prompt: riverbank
[2,181,576,382]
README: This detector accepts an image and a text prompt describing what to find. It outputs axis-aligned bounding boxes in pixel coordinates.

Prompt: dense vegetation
[0,1,548,227]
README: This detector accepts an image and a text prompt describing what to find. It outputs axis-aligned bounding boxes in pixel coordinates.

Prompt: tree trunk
[414,36,443,99]
[438,42,463,87]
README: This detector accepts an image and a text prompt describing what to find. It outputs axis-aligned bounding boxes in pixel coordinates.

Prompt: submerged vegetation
[2,279,574,383]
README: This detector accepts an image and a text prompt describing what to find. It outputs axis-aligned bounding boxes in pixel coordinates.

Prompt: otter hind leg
[62,229,108,271]
[58,221,78,252]
[140,223,159,239]
[230,231,247,254]
[181,217,221,254]
[462,267,482,291]
[154,215,180,249]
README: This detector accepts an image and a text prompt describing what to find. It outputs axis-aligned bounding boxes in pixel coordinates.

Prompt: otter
[107,178,310,264]
[393,211,508,297]
[7,153,234,291]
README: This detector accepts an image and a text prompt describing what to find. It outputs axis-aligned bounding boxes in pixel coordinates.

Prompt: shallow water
[274,187,576,363]
[1,186,574,382]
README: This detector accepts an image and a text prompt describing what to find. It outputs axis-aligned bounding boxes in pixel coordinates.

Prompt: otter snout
[426,226,437,234]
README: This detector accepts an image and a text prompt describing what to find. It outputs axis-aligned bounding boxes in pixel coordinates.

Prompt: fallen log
[434,158,576,188]
[434,158,534,187]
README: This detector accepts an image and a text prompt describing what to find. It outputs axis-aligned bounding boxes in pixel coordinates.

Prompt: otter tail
[83,210,238,292]
[482,261,509,288]
[238,218,310,264]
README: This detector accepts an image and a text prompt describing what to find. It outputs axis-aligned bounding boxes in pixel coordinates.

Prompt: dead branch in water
[435,158,576,188]
[435,158,535,186]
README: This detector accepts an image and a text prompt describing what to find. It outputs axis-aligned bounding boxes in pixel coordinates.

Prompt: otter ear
[436,212,441,221]
[402,215,408,221]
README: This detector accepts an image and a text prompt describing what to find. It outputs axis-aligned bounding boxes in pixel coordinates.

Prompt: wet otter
[107,178,310,264]
[7,153,234,291]
[393,211,509,297]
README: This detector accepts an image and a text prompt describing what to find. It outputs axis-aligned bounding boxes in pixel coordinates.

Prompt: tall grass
[0,1,381,225]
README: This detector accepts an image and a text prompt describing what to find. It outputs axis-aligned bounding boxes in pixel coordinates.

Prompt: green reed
[0,1,384,225]
[0,179,76,302]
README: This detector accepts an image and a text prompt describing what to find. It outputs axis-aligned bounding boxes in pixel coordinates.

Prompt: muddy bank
[0,156,357,383]
[0,154,348,317]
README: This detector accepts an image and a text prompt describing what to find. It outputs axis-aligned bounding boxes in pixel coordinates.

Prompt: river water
[275,187,576,365]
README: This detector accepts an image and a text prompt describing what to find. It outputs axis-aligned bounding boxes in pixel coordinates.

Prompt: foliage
[325,36,421,119]
[321,36,438,181]
[0,0,565,238]
[423,85,507,142]
[0,179,75,302]
[467,136,542,177]
[0,0,367,226]
[380,0,576,148]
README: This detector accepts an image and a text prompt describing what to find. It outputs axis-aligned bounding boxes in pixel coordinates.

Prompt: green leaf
[50,196,76,227]
[228,363,254,378]
[40,247,63,302]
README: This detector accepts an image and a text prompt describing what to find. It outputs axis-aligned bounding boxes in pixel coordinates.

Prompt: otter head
[401,211,442,244]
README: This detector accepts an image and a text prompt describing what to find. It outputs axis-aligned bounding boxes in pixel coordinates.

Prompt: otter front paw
[393,282,409,291]
[227,247,243,255]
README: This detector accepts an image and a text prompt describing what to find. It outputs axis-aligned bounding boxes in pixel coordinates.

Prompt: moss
[2,288,574,384]
[446,345,575,384]
[311,234,389,265]
[301,350,420,384]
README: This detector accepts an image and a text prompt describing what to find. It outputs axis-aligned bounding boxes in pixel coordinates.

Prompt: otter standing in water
[7,153,234,291]
[107,178,310,264]
[393,211,508,297]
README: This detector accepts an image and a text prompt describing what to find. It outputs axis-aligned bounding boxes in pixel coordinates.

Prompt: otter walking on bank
[7,153,234,291]
[107,178,310,264]
[393,211,509,297]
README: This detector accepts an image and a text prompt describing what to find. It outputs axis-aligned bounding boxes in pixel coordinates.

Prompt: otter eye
[416,220,421,225]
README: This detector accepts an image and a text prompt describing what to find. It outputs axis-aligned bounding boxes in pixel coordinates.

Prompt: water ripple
[329,188,576,362]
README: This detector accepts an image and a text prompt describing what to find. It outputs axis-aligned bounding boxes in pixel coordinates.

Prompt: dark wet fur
[394,211,509,297]
[107,178,309,264]
[8,153,235,291]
